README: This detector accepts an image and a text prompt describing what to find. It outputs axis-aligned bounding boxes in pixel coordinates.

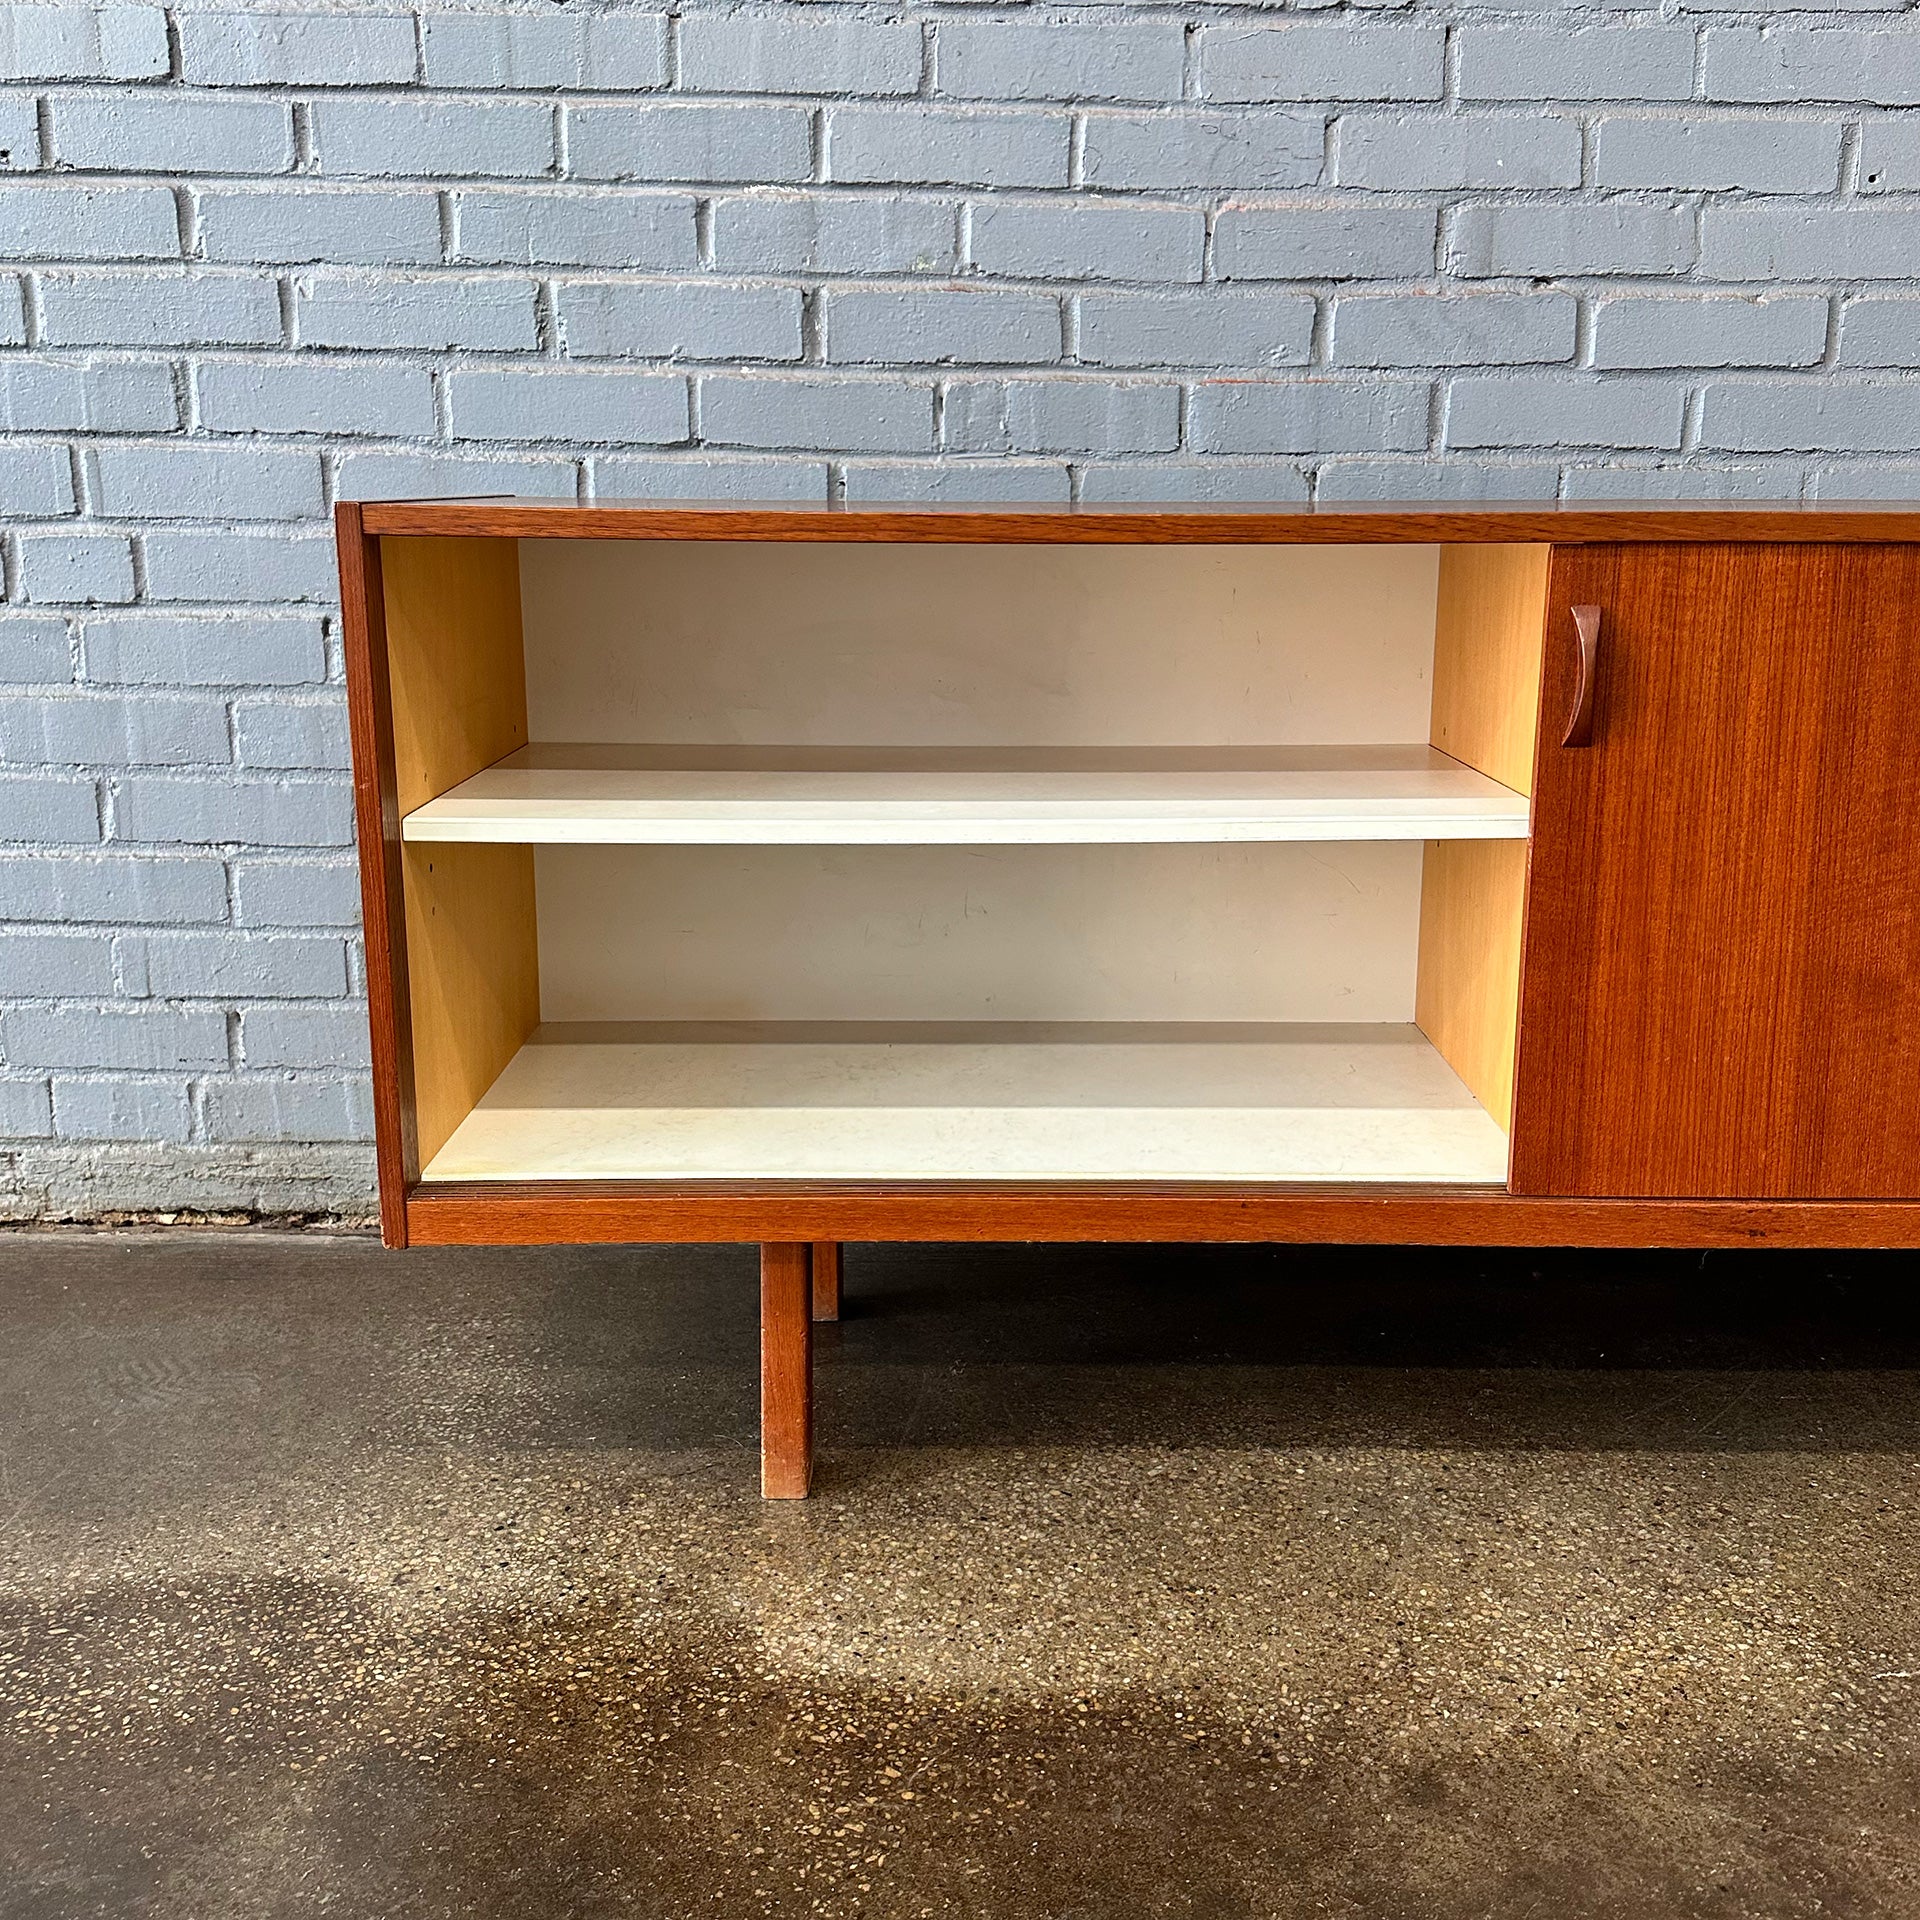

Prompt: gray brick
[1214,204,1437,281]
[0,613,72,684]
[51,1076,192,1143]
[1810,462,1920,502]
[422,12,668,91]
[944,378,1180,455]
[1594,118,1843,193]
[1338,115,1581,189]
[1458,27,1696,101]
[1,443,77,514]
[454,189,697,269]
[1839,299,1920,368]
[1082,111,1323,192]
[1447,202,1698,277]
[0,932,115,995]
[1,91,40,167]
[1199,26,1445,104]
[0,359,177,432]
[239,1005,368,1070]
[680,15,919,96]
[334,449,577,500]
[939,23,1184,104]
[90,445,323,522]
[559,282,803,362]
[199,188,444,267]
[1701,204,1920,281]
[202,1073,370,1142]
[840,462,1071,504]
[1,7,168,81]
[712,193,958,276]
[50,94,296,175]
[0,691,228,766]
[824,289,1059,366]
[0,772,97,841]
[5,1005,228,1069]
[0,181,178,258]
[1564,463,1809,502]
[591,455,828,502]
[1595,295,1829,369]
[317,98,553,179]
[84,615,326,687]
[1191,378,1431,455]
[569,103,811,185]
[0,852,227,923]
[450,367,687,445]
[969,199,1204,283]
[700,376,935,453]
[1077,462,1311,505]
[1705,28,1920,107]
[16,531,136,604]
[295,275,539,352]
[0,271,21,343]
[1330,292,1576,367]
[1447,376,1686,449]
[114,775,353,848]
[0,1077,52,1138]
[40,271,281,349]
[1700,381,1920,453]
[143,532,338,605]
[1860,120,1920,192]
[1316,457,1562,502]
[134,931,347,997]
[231,860,359,929]
[179,11,417,88]
[828,108,1069,190]
[1077,291,1314,369]
[232,698,349,770]
[196,358,437,438]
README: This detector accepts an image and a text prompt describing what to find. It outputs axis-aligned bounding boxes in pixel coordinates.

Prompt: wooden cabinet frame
[340,497,1920,1494]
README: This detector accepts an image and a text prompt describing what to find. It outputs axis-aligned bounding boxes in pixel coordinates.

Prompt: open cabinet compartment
[377,533,1548,1191]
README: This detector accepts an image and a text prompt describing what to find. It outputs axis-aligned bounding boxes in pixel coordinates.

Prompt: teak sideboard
[339,497,1920,1496]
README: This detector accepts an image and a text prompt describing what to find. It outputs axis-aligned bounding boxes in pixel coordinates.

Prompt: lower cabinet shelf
[421,1021,1511,1186]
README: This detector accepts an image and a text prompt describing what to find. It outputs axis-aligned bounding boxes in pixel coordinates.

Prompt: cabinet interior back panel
[518,541,1443,747]
[535,841,1424,1024]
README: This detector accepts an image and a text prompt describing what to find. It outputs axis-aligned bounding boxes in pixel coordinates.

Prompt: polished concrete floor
[3,1231,1919,1919]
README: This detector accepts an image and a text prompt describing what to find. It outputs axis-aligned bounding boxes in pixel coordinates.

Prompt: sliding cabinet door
[1512,543,1920,1198]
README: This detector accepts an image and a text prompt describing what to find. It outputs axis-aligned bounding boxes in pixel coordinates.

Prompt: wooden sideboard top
[348,497,1920,544]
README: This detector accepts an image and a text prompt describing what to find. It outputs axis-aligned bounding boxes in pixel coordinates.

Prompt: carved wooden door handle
[1563,604,1601,747]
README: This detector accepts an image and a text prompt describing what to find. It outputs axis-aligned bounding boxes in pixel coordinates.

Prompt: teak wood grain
[356,499,1920,546]
[761,1243,814,1499]
[811,1241,843,1322]
[1514,542,1920,1198]
[404,1181,1920,1248]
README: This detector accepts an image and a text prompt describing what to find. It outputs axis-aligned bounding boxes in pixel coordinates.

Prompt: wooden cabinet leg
[760,1243,814,1499]
[810,1240,842,1322]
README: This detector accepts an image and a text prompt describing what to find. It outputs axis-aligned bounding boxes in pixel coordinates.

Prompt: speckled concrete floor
[3,1231,1919,1919]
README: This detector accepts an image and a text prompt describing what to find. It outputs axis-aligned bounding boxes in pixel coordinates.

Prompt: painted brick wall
[2,1,1916,1215]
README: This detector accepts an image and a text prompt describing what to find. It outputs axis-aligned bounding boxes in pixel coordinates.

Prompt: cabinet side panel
[404,843,541,1171]
[1415,838,1526,1131]
[1430,545,1550,796]
[382,536,528,814]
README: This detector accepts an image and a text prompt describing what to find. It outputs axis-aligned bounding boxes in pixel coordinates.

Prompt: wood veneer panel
[403,843,541,1172]
[1430,544,1549,796]
[358,500,1920,545]
[1513,543,1920,1198]
[405,1182,1920,1248]
[1414,838,1528,1133]
[338,504,414,1244]
[382,535,528,815]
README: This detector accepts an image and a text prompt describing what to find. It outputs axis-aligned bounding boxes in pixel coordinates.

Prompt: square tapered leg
[760,1242,814,1498]
[810,1241,842,1322]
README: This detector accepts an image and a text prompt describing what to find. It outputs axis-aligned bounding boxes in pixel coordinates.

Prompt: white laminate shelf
[401,745,1530,847]
[421,1022,1512,1186]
